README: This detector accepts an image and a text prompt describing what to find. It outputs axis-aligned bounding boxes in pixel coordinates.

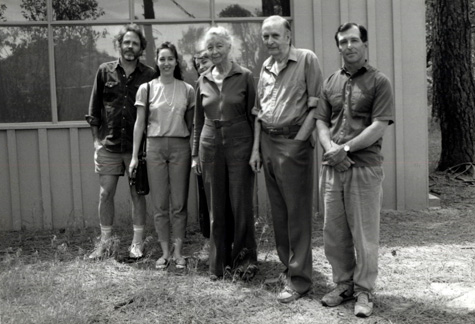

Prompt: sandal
[241,264,259,281]
[175,256,187,269]
[155,257,170,270]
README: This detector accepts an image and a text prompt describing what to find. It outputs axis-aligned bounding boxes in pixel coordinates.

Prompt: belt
[261,124,301,136]
[204,115,247,129]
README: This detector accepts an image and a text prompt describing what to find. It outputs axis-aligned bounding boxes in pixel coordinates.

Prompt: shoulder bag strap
[142,82,150,158]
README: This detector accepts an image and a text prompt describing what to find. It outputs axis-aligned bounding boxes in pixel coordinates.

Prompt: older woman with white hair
[192,26,258,281]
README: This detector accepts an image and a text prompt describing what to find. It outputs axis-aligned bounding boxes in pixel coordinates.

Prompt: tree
[432,0,475,172]
[0,0,111,122]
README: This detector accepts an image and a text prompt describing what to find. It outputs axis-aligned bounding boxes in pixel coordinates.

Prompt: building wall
[0,0,428,231]
[294,0,428,211]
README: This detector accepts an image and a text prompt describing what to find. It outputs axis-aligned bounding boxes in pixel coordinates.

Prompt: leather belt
[261,124,301,136]
[204,115,247,129]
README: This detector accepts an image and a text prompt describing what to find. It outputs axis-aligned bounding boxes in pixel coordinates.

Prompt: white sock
[132,225,144,244]
[100,225,112,242]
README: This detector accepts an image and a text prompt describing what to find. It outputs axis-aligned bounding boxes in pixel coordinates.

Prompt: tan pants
[320,165,384,293]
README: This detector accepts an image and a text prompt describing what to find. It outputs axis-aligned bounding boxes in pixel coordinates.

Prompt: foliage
[0,0,111,122]
[0,4,6,21]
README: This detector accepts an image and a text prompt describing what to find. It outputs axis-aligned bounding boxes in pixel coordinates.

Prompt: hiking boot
[354,291,374,317]
[321,283,355,307]
[129,242,144,259]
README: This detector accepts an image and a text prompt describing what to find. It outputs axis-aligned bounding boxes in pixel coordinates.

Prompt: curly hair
[115,23,147,51]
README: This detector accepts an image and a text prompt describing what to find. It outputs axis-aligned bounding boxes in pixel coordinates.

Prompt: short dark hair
[155,41,183,81]
[334,22,368,47]
[115,23,147,51]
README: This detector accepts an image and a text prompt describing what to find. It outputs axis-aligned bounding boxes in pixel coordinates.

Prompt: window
[0,0,291,123]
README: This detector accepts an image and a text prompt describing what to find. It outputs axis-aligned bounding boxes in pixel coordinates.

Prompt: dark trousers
[261,132,314,294]
[200,119,257,277]
[196,174,210,238]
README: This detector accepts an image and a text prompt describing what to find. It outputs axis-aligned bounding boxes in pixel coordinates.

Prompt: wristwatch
[344,144,351,153]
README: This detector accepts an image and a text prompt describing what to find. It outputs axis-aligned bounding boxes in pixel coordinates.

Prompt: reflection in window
[0,27,51,123]
[1,0,47,22]
[150,23,210,86]
[215,0,290,17]
[134,0,210,20]
[52,0,129,21]
[54,25,116,121]
[217,23,266,79]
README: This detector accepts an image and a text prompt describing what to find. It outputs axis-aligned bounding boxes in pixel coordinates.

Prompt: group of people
[86,15,394,318]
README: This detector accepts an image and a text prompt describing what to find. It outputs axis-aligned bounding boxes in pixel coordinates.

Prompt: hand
[323,142,347,166]
[249,150,262,173]
[129,156,138,176]
[334,156,355,172]
[93,140,101,150]
[192,156,201,175]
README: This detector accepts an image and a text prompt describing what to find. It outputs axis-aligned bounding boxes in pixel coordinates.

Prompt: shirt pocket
[350,88,373,121]
[103,81,120,103]
[326,90,344,114]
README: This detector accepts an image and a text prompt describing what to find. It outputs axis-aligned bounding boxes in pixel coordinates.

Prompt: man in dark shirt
[315,22,394,317]
[86,24,155,259]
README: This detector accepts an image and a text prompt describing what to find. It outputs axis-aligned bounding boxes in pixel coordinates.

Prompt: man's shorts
[94,144,132,176]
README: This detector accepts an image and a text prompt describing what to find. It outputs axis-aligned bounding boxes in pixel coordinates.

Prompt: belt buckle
[213,120,223,128]
[268,128,278,135]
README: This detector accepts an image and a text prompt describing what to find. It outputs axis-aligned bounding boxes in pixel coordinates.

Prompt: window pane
[215,0,290,17]
[53,0,129,21]
[1,0,47,21]
[0,27,51,123]
[55,25,119,121]
[134,0,210,20]
[217,22,266,79]
[150,23,210,85]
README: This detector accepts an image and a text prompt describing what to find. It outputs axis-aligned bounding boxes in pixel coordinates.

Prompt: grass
[1,119,475,324]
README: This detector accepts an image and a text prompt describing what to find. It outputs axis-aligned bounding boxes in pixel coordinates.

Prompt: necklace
[161,79,176,106]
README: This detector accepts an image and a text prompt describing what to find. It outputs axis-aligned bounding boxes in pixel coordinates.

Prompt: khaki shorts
[94,144,132,176]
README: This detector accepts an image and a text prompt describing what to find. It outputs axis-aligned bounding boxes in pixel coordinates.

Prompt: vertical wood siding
[0,0,428,230]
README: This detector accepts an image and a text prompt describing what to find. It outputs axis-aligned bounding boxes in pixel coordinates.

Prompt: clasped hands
[323,141,354,172]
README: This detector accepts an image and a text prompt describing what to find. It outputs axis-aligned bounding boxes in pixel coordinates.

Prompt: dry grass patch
[1,161,475,323]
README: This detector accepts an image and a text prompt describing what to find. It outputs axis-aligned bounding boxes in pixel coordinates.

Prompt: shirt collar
[341,61,369,77]
[202,61,242,82]
[264,45,297,70]
[112,58,147,73]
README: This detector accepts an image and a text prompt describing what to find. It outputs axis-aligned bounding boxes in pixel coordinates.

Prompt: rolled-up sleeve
[305,52,323,105]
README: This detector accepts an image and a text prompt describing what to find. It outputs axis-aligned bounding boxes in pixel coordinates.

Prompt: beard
[121,48,141,62]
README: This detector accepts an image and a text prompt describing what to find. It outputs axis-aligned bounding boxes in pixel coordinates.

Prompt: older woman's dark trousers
[199,119,257,277]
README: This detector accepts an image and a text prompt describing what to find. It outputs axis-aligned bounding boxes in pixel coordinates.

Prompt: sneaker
[354,291,374,317]
[129,242,144,259]
[88,245,106,260]
[277,286,309,304]
[321,284,355,307]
